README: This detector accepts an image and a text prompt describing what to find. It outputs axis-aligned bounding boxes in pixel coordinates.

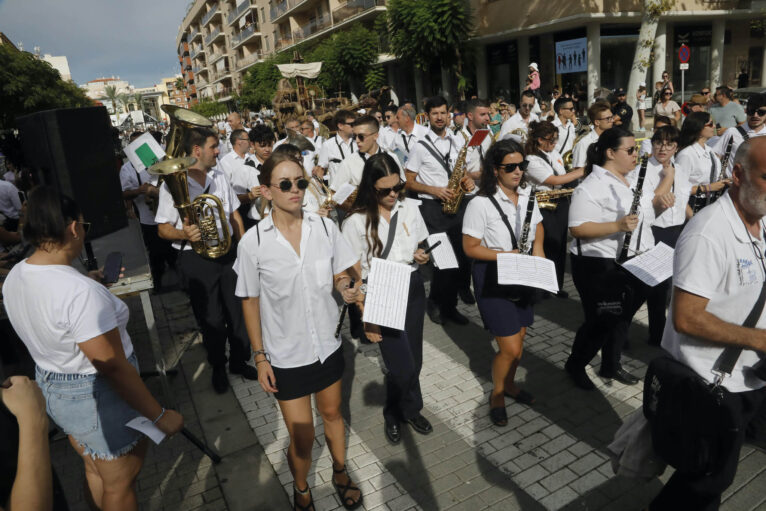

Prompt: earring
[73,234,79,240]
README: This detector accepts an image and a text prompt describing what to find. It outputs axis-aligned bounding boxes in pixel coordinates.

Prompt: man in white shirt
[405,96,476,325]
[394,104,429,168]
[0,179,22,230]
[219,112,249,159]
[552,97,577,155]
[298,118,323,174]
[460,98,492,184]
[274,118,300,149]
[316,110,357,182]
[378,104,400,153]
[714,92,766,178]
[156,127,255,393]
[651,137,766,510]
[499,90,539,141]
[570,101,615,174]
[218,128,261,230]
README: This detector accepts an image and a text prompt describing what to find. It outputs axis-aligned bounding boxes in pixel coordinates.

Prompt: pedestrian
[636,82,647,131]
[654,87,681,127]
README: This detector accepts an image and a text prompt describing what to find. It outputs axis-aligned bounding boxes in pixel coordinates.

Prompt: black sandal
[332,464,363,510]
[489,395,508,427]
[504,388,536,405]
[293,484,315,511]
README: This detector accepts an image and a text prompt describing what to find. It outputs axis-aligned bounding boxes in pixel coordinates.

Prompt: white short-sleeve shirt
[119,161,157,226]
[713,124,766,178]
[329,148,403,191]
[378,126,399,152]
[463,187,543,252]
[406,129,462,200]
[317,135,356,182]
[155,167,240,250]
[393,124,429,164]
[568,165,656,258]
[341,198,428,279]
[3,262,134,374]
[662,192,766,392]
[218,150,254,192]
[525,151,567,191]
[0,179,21,219]
[233,213,359,368]
[649,157,692,228]
[459,126,492,180]
[675,142,722,186]
[498,112,539,140]
[552,117,576,155]
[571,128,599,169]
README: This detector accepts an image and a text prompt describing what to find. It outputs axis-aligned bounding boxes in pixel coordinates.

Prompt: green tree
[0,45,92,129]
[103,85,122,115]
[191,98,228,118]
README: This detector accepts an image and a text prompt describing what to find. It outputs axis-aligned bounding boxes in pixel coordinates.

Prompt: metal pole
[681,69,685,105]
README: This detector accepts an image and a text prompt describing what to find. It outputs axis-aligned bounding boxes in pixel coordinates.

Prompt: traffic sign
[679,44,690,64]
[680,63,689,70]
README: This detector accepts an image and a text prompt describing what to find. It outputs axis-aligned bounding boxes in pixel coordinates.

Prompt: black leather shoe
[565,361,595,390]
[458,288,476,304]
[212,365,229,394]
[426,300,444,325]
[230,363,259,380]
[443,308,469,325]
[601,367,640,385]
[406,414,433,435]
[385,420,401,444]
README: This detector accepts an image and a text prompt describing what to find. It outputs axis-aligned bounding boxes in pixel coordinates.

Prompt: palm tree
[131,92,144,113]
[103,85,121,116]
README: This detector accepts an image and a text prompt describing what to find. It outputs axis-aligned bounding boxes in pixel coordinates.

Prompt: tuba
[149,105,232,259]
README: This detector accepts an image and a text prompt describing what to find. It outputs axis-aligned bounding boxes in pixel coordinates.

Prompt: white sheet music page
[496,253,559,293]
[333,183,356,205]
[427,232,459,269]
[363,258,410,330]
[126,417,167,445]
[620,242,674,287]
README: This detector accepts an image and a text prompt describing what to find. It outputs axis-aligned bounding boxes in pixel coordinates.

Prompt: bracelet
[152,407,166,425]
[253,349,271,363]
[255,359,270,366]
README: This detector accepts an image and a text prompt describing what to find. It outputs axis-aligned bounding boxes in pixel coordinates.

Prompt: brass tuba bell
[149,105,232,259]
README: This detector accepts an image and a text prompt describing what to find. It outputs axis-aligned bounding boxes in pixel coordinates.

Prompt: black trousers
[568,254,648,375]
[379,272,426,423]
[140,223,175,287]
[176,248,250,368]
[419,198,471,311]
[651,388,766,511]
[540,200,570,289]
[646,225,684,345]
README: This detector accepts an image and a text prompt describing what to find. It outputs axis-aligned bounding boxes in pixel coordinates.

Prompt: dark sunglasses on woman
[375,181,406,197]
[272,178,309,192]
[498,161,529,173]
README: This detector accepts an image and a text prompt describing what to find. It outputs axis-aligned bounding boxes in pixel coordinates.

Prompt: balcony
[270,0,315,23]
[189,27,202,42]
[190,45,205,59]
[235,52,262,70]
[201,3,220,26]
[231,22,260,48]
[212,66,232,82]
[332,0,385,24]
[292,13,332,43]
[207,27,226,46]
[275,37,293,51]
[209,51,227,65]
[227,0,253,25]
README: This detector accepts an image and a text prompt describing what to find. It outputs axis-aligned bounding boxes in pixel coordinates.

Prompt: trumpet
[535,188,574,210]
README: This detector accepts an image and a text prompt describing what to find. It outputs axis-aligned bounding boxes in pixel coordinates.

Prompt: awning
[277,62,323,79]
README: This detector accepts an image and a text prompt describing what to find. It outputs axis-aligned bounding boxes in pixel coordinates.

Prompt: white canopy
[277,62,323,79]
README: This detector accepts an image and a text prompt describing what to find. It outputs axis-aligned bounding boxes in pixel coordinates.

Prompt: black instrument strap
[401,132,411,152]
[559,124,571,152]
[335,136,354,160]
[417,135,453,176]
[380,211,399,259]
[737,125,750,142]
[536,152,557,176]
[708,152,718,184]
[487,195,519,250]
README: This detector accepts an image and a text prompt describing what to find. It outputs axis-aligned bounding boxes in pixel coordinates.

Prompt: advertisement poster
[555,37,587,74]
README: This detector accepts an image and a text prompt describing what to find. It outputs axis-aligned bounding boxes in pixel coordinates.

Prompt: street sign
[680,63,689,70]
[679,44,690,64]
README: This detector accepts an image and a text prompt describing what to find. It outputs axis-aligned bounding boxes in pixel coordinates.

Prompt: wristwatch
[360,283,367,294]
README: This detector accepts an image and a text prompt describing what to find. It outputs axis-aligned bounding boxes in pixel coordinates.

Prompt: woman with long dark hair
[341,153,432,444]
[676,111,728,193]
[462,139,544,426]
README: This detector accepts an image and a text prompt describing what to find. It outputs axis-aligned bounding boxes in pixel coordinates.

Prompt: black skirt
[272,346,345,401]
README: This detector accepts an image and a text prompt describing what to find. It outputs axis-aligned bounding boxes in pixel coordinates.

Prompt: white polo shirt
[649,157,692,229]
[463,187,542,251]
[459,126,492,178]
[342,198,428,279]
[498,112,539,140]
[713,124,766,178]
[393,123,429,165]
[226,156,263,221]
[405,129,462,200]
[0,179,21,219]
[218,150,252,188]
[378,126,399,152]
[155,167,240,251]
[662,192,766,392]
[525,150,567,191]
[308,134,325,155]
[119,161,156,226]
[639,138,652,159]
[552,117,576,155]
[571,128,599,169]
[329,147,402,191]
[676,142,722,186]
[234,212,359,368]
[568,164,656,258]
[317,134,356,181]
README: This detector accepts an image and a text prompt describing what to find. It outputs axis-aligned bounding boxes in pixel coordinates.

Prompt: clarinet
[719,136,735,174]
[617,156,649,263]
[518,185,537,255]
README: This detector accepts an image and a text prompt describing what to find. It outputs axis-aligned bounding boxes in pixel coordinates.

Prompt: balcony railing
[275,37,293,51]
[190,46,205,59]
[332,0,385,24]
[209,51,227,64]
[205,27,223,45]
[201,3,220,26]
[270,1,289,22]
[231,22,260,48]
[189,27,201,42]
[293,12,332,42]
[227,0,252,25]
[236,52,262,69]
[215,86,234,98]
[212,67,232,81]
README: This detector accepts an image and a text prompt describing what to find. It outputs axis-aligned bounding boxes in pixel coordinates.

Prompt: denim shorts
[36,353,143,460]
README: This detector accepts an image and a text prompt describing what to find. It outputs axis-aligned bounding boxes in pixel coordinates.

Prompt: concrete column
[587,22,600,103]
[440,65,453,103]
[414,66,424,110]
[517,36,530,96]
[540,33,555,93]
[710,19,726,89]
[653,21,667,89]
[476,44,488,99]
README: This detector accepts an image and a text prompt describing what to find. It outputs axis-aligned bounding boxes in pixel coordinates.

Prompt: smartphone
[103,252,123,284]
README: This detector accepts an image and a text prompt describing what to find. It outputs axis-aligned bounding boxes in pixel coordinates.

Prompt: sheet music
[427,233,459,269]
[620,242,674,287]
[126,416,167,445]
[125,132,166,172]
[333,183,356,205]
[362,258,411,330]
[496,253,559,293]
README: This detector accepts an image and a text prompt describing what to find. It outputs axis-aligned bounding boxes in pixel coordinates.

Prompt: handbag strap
[380,211,399,260]
[487,194,518,250]
[713,281,766,375]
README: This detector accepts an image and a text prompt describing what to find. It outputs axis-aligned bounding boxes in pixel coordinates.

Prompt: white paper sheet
[333,183,356,205]
[427,233,459,269]
[126,416,167,445]
[496,253,559,293]
[362,258,411,330]
[125,132,166,172]
[620,242,674,287]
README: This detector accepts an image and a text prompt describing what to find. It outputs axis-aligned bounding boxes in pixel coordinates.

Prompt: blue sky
[0,0,191,87]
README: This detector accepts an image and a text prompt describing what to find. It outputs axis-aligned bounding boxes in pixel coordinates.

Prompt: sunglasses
[618,146,637,155]
[542,136,559,143]
[354,132,376,141]
[652,141,677,150]
[375,181,406,197]
[702,91,710,95]
[497,161,529,173]
[271,178,309,192]
[79,221,91,234]
[704,121,715,127]
[520,103,533,109]
[748,108,766,117]
[663,92,673,96]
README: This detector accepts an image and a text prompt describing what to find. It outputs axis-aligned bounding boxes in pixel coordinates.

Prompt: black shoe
[565,361,595,390]
[427,300,444,325]
[212,365,229,394]
[230,363,259,380]
[442,308,469,325]
[385,420,401,444]
[600,367,640,385]
[458,288,476,304]
[406,414,433,435]
[556,290,569,299]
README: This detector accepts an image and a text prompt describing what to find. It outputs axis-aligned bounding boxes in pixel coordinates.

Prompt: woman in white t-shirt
[2,187,183,511]
[463,139,544,427]
[676,111,729,213]
[654,87,681,126]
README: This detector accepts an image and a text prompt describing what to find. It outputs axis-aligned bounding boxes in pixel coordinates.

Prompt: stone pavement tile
[539,486,579,511]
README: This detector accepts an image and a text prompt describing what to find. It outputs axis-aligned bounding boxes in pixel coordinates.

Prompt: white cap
[639,81,646,87]
[529,62,539,71]
[358,109,366,114]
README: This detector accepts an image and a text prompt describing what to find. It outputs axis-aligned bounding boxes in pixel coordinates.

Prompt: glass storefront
[487,40,519,102]
[672,24,716,93]
[600,25,640,92]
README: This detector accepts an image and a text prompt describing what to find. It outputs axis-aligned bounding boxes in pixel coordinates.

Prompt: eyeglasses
[453,112,464,117]
[520,103,534,109]
[748,108,766,117]
[354,132,376,141]
[704,121,715,127]
[541,136,559,143]
[375,181,406,197]
[497,161,529,173]
[560,106,574,111]
[78,221,91,234]
[271,178,309,192]
[618,146,637,155]
[652,141,677,150]
[598,115,614,122]
[663,92,673,96]
[701,91,711,95]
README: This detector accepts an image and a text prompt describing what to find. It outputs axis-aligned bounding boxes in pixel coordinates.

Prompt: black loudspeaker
[16,106,127,239]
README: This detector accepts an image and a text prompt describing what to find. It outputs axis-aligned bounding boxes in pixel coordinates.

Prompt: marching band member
[377,104,400,153]
[525,120,583,294]
[272,143,331,218]
[713,92,766,177]
[463,139,544,426]
[299,117,324,155]
[552,97,577,156]
[237,125,276,224]
[564,127,672,390]
[342,153,432,444]
[405,96,476,325]
[460,98,493,184]
[219,128,260,230]
[570,102,614,175]
[273,118,300,149]
[498,91,539,141]
[676,111,729,202]
[235,152,364,511]
[394,104,429,167]
[316,110,357,182]
[639,115,672,158]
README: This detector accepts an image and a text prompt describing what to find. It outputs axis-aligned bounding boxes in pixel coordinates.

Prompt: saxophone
[442,134,471,214]
[518,185,537,254]
[535,188,574,210]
